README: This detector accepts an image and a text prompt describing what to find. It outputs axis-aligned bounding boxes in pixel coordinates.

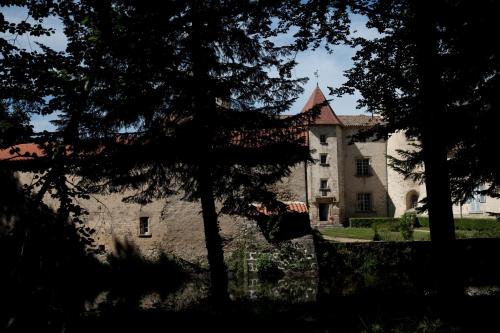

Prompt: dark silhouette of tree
[321,0,500,296]
[1,0,350,304]
[20,0,349,303]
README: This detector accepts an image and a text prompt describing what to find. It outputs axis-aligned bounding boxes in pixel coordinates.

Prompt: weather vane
[314,69,319,87]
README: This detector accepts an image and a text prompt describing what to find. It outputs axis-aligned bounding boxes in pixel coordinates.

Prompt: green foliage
[276,241,312,272]
[417,216,500,233]
[315,239,422,297]
[399,212,416,240]
[226,243,246,281]
[316,235,500,298]
[349,217,400,228]
[256,252,284,281]
[372,226,382,241]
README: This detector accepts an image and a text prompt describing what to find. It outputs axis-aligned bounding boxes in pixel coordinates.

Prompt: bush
[256,253,284,281]
[456,218,500,232]
[349,217,400,228]
[417,216,500,232]
[399,213,416,240]
[372,226,382,241]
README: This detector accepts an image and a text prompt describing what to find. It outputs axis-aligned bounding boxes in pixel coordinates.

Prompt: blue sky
[2,7,378,132]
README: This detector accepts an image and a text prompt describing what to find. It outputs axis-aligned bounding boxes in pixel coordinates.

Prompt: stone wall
[15,168,307,265]
[239,221,318,302]
[386,131,426,218]
[271,163,306,202]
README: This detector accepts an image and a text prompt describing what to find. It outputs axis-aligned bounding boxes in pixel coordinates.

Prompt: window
[320,154,328,165]
[406,191,419,210]
[478,184,487,203]
[320,179,328,190]
[411,194,419,208]
[139,216,150,236]
[469,185,486,213]
[356,193,372,212]
[319,203,329,221]
[320,134,327,144]
[356,158,371,176]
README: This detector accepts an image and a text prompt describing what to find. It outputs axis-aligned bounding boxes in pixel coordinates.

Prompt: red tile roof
[285,201,308,213]
[302,86,343,126]
[338,115,382,127]
[254,201,308,216]
[0,143,43,161]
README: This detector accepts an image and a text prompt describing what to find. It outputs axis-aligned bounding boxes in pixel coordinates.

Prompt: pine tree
[326,0,500,296]
[48,0,350,302]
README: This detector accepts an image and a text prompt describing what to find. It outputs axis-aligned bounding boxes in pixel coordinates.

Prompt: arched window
[406,191,419,210]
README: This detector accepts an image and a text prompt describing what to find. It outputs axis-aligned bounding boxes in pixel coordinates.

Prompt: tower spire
[314,69,319,87]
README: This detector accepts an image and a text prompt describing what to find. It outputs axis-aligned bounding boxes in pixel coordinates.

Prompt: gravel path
[322,235,371,243]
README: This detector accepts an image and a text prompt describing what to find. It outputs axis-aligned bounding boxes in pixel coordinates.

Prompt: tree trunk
[414,0,463,297]
[198,165,230,303]
[190,0,229,304]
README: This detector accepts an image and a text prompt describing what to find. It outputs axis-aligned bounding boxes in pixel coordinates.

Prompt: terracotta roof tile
[301,87,343,126]
[338,115,382,127]
[0,143,43,161]
[254,201,308,216]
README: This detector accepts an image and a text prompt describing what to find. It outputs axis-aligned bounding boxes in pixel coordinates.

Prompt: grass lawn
[321,228,374,240]
[321,227,432,241]
[321,227,500,242]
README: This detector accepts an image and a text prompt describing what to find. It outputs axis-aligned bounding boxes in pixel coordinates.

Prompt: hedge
[417,216,500,231]
[349,217,400,228]
[350,216,500,233]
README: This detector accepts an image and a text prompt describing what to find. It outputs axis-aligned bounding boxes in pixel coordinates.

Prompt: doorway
[319,203,329,222]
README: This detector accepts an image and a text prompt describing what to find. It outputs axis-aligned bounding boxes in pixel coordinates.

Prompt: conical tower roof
[301,86,343,126]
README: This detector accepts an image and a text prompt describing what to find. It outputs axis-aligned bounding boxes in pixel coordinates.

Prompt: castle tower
[302,87,345,226]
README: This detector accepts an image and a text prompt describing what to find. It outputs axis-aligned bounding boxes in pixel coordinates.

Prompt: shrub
[455,218,500,232]
[399,212,416,240]
[372,226,382,241]
[417,216,499,233]
[255,253,284,281]
[349,217,400,228]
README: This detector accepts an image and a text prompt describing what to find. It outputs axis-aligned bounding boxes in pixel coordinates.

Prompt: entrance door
[319,203,329,222]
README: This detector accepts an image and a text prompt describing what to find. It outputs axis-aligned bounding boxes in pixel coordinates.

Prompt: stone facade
[16,173,247,264]
[302,87,500,225]
[307,125,345,226]
[6,86,500,264]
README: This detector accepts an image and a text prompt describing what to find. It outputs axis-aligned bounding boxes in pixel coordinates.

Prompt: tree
[40,0,350,303]
[324,0,500,296]
[1,3,104,330]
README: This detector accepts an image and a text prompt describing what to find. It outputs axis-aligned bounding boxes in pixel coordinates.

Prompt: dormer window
[320,134,327,145]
